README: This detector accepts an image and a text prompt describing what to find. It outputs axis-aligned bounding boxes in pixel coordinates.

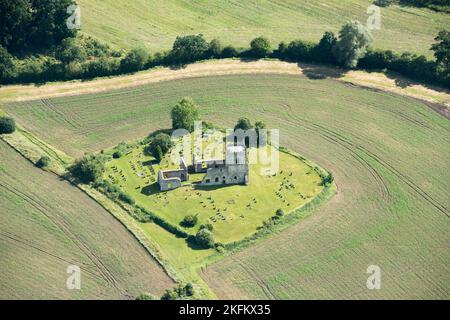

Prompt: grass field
[0,140,173,299]
[77,0,450,56]
[3,71,449,298]
[104,140,324,243]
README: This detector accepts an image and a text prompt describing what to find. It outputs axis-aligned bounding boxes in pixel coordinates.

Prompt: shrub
[181,214,198,228]
[320,172,334,186]
[185,283,194,297]
[0,116,16,134]
[170,97,200,132]
[55,38,86,64]
[118,192,135,205]
[276,208,285,217]
[161,283,194,300]
[250,36,271,58]
[199,223,214,231]
[112,151,122,159]
[135,293,157,300]
[36,155,51,168]
[68,155,105,183]
[195,228,215,248]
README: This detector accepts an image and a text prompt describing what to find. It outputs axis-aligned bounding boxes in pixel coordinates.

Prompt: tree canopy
[146,133,173,162]
[250,36,272,58]
[120,47,149,72]
[0,0,78,52]
[170,34,209,63]
[333,21,373,68]
[195,228,215,248]
[0,116,16,134]
[68,155,105,183]
[171,98,200,132]
[234,117,253,131]
[431,30,450,69]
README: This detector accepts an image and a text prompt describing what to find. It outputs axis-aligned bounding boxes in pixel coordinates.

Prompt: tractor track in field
[283,104,449,218]
[0,178,133,298]
[41,98,81,129]
[0,231,101,279]
[232,257,277,300]
[282,104,392,204]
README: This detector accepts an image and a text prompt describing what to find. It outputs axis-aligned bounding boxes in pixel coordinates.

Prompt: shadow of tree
[298,63,347,80]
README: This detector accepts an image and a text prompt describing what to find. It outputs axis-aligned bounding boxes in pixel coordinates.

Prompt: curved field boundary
[1,60,448,114]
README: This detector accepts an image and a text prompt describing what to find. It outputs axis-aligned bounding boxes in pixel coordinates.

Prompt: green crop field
[0,140,173,299]
[3,71,449,298]
[78,0,450,56]
[104,139,324,243]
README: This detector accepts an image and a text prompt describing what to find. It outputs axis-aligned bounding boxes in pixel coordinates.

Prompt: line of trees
[0,15,448,88]
[374,0,450,13]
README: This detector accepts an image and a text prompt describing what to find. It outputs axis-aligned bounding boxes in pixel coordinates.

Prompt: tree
[221,45,239,58]
[28,0,78,48]
[314,31,338,63]
[431,30,450,69]
[0,116,16,134]
[55,38,86,64]
[234,117,253,131]
[146,133,173,162]
[195,228,215,248]
[250,37,271,58]
[171,97,200,132]
[0,0,77,51]
[181,214,198,228]
[0,45,15,80]
[120,47,149,72]
[171,34,209,63]
[207,39,223,58]
[276,208,285,217]
[36,155,51,168]
[286,40,315,61]
[68,155,105,183]
[333,21,373,68]
[0,0,31,50]
[255,120,267,146]
[184,283,194,296]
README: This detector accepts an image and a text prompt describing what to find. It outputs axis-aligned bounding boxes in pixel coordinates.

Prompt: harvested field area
[0,141,173,299]
[2,72,449,299]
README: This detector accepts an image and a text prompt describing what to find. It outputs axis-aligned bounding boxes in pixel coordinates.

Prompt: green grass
[3,73,449,299]
[0,140,174,299]
[78,0,450,56]
[104,140,324,243]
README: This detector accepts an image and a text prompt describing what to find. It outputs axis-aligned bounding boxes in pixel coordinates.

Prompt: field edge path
[1,59,449,116]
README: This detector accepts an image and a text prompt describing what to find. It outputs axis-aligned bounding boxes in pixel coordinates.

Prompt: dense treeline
[0,0,77,52]
[375,0,450,12]
[0,0,448,88]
